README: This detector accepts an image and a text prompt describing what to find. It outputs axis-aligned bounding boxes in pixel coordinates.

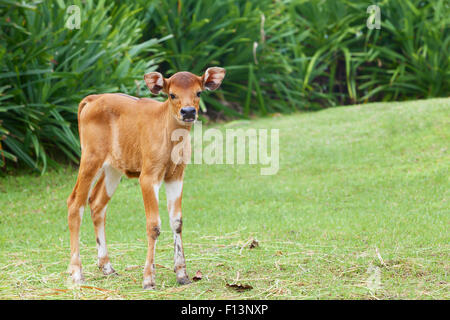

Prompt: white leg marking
[71,205,84,283]
[165,180,183,225]
[71,252,83,283]
[153,181,161,204]
[165,180,188,280]
[87,168,104,201]
[97,206,107,259]
[95,205,116,275]
[166,180,183,245]
[102,261,114,275]
[173,233,185,268]
[103,163,122,197]
[79,206,84,221]
[165,180,183,203]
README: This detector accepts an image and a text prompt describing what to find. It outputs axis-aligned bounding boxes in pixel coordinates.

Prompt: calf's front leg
[165,179,191,285]
[139,174,162,290]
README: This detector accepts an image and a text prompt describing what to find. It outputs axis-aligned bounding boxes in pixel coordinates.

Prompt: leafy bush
[254,0,449,109]
[0,0,164,172]
[139,0,275,118]
[138,0,449,114]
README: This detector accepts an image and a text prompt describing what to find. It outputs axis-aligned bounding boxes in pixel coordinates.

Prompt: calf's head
[144,67,226,125]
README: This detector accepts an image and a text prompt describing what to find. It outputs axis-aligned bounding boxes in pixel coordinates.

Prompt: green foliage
[261,0,450,109]
[0,0,449,172]
[139,0,449,113]
[0,0,164,172]
[139,0,273,117]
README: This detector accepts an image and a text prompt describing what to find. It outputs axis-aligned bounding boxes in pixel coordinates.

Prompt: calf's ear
[202,67,226,91]
[144,72,166,95]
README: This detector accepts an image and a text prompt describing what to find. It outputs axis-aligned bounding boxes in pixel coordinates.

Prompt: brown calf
[67,67,226,289]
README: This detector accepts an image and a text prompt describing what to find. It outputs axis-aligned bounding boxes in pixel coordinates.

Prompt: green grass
[0,98,448,299]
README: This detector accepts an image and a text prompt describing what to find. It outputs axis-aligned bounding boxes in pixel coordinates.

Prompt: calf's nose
[180,107,196,119]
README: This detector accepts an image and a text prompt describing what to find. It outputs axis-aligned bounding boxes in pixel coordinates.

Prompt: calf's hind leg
[88,164,122,275]
[67,157,103,284]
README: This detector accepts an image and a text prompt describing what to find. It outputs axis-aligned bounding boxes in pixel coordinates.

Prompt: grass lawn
[0,98,448,300]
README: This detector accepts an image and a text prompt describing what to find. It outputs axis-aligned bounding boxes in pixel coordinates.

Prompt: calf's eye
[196,91,202,97]
[170,93,176,99]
